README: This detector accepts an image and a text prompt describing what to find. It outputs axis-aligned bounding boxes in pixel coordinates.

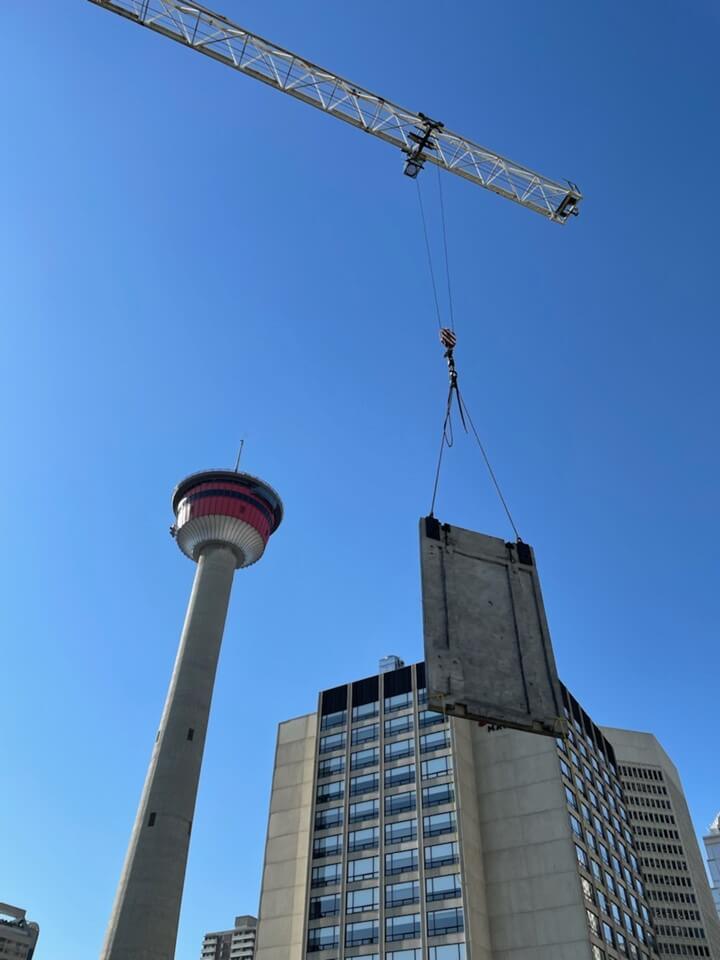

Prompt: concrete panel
[420,519,566,737]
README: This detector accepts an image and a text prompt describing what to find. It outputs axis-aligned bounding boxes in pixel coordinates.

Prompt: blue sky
[2,1,719,957]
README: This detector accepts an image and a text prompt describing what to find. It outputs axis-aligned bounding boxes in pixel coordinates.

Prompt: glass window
[587,910,599,936]
[429,945,465,960]
[385,914,421,942]
[386,819,417,845]
[309,894,340,919]
[353,701,378,722]
[307,925,339,951]
[316,780,343,804]
[586,831,596,853]
[610,902,621,923]
[623,912,633,934]
[427,908,464,936]
[418,709,445,728]
[560,759,571,778]
[384,691,413,714]
[616,933,627,956]
[348,827,379,852]
[425,841,458,869]
[581,802,591,822]
[422,783,454,808]
[426,873,461,902]
[351,773,379,796]
[581,877,593,902]
[315,806,343,830]
[424,812,456,838]
[602,921,614,946]
[596,890,608,914]
[385,764,415,789]
[385,715,413,737]
[590,859,602,881]
[352,747,379,770]
[570,814,583,838]
[385,848,418,875]
[320,709,346,731]
[313,834,342,859]
[417,687,428,705]
[319,732,345,754]
[352,723,379,746]
[386,880,419,907]
[386,791,416,816]
[422,756,453,780]
[347,856,379,882]
[565,786,578,809]
[420,731,449,753]
[385,739,414,762]
[350,799,379,823]
[575,844,588,868]
[591,947,605,960]
[346,920,379,947]
[346,887,379,914]
[318,755,345,778]
[604,872,615,895]
[311,863,341,888]
[617,884,627,905]
[598,842,609,865]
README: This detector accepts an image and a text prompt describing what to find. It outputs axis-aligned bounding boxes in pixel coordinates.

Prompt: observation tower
[101,469,283,960]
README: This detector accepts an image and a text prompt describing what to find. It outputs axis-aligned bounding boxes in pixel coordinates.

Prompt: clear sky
[2,1,719,957]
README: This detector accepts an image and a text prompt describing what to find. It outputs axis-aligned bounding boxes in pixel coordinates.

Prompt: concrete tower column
[101,470,283,960]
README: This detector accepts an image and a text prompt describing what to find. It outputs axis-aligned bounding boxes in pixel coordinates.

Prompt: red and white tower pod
[101,470,282,960]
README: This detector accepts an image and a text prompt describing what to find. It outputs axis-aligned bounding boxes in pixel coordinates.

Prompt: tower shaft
[101,545,236,960]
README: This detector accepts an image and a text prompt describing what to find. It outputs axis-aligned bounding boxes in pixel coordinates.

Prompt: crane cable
[418,175,522,541]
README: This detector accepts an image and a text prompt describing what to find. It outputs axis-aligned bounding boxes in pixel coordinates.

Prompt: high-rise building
[602,729,720,959]
[704,815,720,920]
[201,914,258,960]
[101,469,283,960]
[255,657,713,960]
[0,903,39,960]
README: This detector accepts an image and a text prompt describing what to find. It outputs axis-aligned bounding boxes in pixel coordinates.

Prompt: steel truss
[88,0,582,222]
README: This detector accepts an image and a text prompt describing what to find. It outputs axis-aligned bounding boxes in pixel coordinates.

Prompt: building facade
[255,658,713,960]
[602,730,720,960]
[0,903,39,960]
[703,815,720,919]
[201,914,257,960]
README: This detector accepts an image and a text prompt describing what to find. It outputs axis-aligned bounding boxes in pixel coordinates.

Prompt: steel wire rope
[436,165,455,332]
[415,180,443,330]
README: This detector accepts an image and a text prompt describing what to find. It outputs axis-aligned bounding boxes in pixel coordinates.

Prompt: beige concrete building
[0,903,39,960]
[255,658,702,960]
[602,729,720,960]
[201,914,257,960]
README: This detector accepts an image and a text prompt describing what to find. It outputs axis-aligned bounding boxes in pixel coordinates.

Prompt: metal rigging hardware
[87,0,582,223]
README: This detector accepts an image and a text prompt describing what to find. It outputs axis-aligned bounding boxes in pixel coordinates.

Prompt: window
[352,724,379,746]
[599,842,609,865]
[385,739,414,762]
[424,812,456,838]
[604,872,616,895]
[587,910,599,936]
[313,835,342,859]
[353,701,378,722]
[315,807,343,830]
[596,890,608,914]
[316,780,343,804]
[591,947,605,960]
[311,863,341,888]
[429,944,465,960]
[428,908,464,936]
[347,856,379,882]
[309,894,340,919]
[348,827,379,852]
[351,773,379,796]
[385,764,415,789]
[426,874,461,902]
[386,880,419,907]
[320,709,346,731]
[422,784,454,808]
[319,732,345,754]
[623,911,633,934]
[346,888,379,914]
[560,759,572,778]
[610,903,621,923]
[385,848,418,875]
[569,814,583,838]
[425,841,458,869]
[575,844,588,868]
[616,933,627,956]
[307,926,339,952]
[566,786,578,809]
[420,731,448,753]
[386,791,416,816]
[418,709,445,728]
[385,715,413,737]
[602,922,614,946]
[388,950,420,960]
[350,799,379,823]
[581,877,593,902]
[385,914,420,942]
[352,748,379,770]
[346,921,379,947]
[422,756,453,780]
[590,859,602,881]
[385,692,413,714]
[386,819,417,845]
[318,755,345,778]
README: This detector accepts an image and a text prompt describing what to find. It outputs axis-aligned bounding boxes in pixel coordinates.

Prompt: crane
[87,0,582,223]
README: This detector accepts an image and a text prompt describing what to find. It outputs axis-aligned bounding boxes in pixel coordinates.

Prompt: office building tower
[0,903,39,960]
[603,729,720,959]
[704,815,720,919]
[201,915,258,960]
[255,657,701,960]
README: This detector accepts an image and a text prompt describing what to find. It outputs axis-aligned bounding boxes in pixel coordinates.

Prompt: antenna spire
[234,438,245,472]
